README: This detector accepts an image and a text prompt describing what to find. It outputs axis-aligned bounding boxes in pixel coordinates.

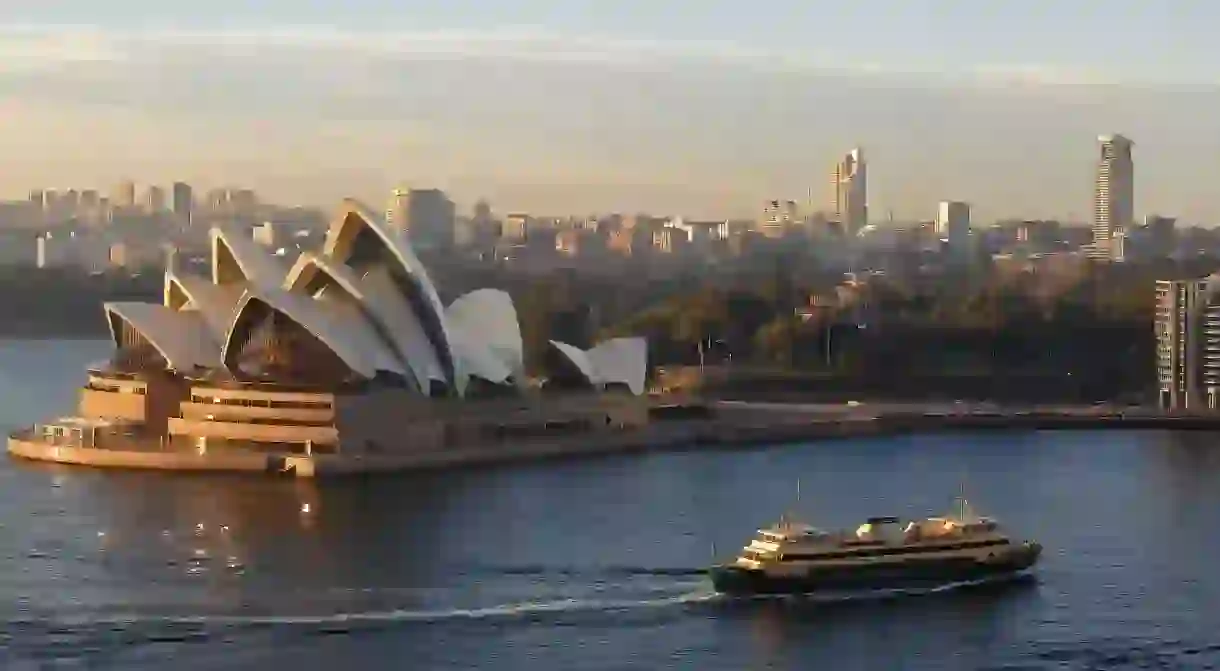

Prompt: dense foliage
[3,256,1194,402]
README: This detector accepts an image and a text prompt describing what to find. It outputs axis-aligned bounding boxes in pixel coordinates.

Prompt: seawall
[9,405,1219,477]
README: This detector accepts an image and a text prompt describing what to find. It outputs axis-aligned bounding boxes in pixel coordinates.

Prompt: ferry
[709,498,1041,595]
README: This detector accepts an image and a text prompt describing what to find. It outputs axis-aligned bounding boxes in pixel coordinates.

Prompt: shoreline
[8,404,1215,477]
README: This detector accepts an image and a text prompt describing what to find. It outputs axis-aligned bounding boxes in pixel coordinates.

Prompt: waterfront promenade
[10,398,1220,477]
[703,401,1220,444]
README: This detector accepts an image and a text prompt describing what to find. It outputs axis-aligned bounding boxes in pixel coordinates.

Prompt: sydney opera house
[9,200,654,476]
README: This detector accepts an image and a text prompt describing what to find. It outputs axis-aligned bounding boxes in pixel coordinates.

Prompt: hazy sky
[5,1,1220,221]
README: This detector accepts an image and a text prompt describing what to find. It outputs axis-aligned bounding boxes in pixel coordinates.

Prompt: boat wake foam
[485,564,709,577]
[15,587,721,629]
[10,570,1032,633]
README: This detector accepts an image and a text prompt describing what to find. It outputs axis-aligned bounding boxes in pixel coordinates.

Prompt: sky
[4,1,1220,221]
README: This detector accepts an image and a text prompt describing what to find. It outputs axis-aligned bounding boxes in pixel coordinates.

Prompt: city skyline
[6,5,1220,220]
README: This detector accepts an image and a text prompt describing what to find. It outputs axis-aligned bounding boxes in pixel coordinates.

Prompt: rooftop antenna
[778,479,801,528]
[954,479,977,524]
[789,479,802,526]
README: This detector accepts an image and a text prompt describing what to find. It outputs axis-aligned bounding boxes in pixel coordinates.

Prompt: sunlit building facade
[831,148,867,237]
[1090,134,1134,261]
[1155,275,1220,411]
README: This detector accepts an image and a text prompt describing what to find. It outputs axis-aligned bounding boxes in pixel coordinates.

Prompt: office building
[230,189,257,218]
[386,188,408,231]
[935,201,971,252]
[1090,134,1134,261]
[62,189,79,215]
[831,148,867,237]
[502,213,530,241]
[1143,215,1177,259]
[109,243,128,268]
[760,200,799,239]
[171,182,194,224]
[1155,275,1220,411]
[113,181,136,209]
[251,222,277,248]
[79,190,100,211]
[387,188,456,250]
[145,186,167,213]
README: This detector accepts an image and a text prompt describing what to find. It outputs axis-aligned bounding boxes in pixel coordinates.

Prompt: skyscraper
[1090,134,1134,261]
[831,148,867,237]
[935,201,971,255]
[113,181,136,209]
[145,185,166,213]
[386,188,409,231]
[171,182,194,225]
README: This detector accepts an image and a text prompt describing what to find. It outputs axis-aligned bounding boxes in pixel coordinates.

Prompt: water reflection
[9,420,1220,670]
[727,577,1040,668]
[1,466,342,617]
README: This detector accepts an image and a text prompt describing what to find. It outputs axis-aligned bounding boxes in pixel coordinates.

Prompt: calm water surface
[2,340,1220,669]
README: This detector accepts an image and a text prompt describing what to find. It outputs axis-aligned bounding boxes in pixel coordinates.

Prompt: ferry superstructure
[709,499,1041,595]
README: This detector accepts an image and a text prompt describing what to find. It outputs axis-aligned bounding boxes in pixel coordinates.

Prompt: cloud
[0,24,1145,88]
[1,24,1217,221]
[0,27,126,73]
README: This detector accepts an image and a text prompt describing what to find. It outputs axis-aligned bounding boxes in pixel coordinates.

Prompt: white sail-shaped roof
[164,270,243,341]
[360,266,446,387]
[450,335,515,385]
[221,287,406,380]
[211,224,287,288]
[585,338,648,396]
[446,289,523,385]
[94,199,647,393]
[549,340,597,381]
[284,252,442,391]
[104,302,222,371]
[320,199,462,394]
[548,337,648,395]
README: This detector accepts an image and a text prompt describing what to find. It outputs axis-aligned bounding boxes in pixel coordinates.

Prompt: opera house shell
[10,200,652,476]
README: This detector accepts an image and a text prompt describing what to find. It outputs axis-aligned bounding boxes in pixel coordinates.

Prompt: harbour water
[3,340,1220,669]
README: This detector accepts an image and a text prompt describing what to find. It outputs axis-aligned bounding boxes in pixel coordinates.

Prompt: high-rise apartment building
[1155,275,1220,411]
[387,188,456,250]
[1090,134,1134,261]
[831,148,867,237]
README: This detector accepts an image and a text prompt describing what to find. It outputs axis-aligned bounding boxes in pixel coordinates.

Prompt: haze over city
[6,1,1220,221]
